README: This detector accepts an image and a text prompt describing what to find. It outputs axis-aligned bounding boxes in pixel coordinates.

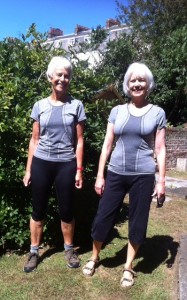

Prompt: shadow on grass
[74,194,179,274]
[100,235,179,274]
[39,246,64,264]
[35,201,129,263]
[76,202,129,255]
[134,235,179,273]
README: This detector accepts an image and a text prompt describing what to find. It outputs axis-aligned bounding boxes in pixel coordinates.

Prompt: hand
[23,171,31,187]
[95,176,105,196]
[155,181,165,199]
[75,171,83,189]
[152,182,165,207]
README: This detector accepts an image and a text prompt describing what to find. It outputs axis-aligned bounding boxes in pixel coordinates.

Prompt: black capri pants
[31,156,77,223]
[92,171,155,245]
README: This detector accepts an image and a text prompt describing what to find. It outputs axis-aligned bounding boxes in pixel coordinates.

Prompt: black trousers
[31,156,76,222]
[91,171,155,245]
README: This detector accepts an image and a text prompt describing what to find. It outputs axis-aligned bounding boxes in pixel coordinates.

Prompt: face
[50,67,71,94]
[128,72,148,100]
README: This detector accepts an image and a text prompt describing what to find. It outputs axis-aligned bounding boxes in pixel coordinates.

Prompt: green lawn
[166,170,187,180]
[0,192,187,300]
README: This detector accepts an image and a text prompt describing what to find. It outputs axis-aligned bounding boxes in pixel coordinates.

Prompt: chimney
[48,28,63,38]
[106,18,120,29]
[75,24,90,34]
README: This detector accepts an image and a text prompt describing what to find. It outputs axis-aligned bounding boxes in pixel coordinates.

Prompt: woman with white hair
[23,56,86,272]
[82,62,166,287]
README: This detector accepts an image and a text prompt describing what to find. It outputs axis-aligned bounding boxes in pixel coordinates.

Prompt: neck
[130,98,148,108]
[50,91,67,102]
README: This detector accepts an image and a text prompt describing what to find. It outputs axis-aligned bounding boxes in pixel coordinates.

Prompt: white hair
[46,56,73,81]
[123,62,155,97]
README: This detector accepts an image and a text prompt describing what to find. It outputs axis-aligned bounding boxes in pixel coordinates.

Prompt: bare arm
[23,121,40,186]
[75,121,85,189]
[154,127,166,198]
[95,122,115,196]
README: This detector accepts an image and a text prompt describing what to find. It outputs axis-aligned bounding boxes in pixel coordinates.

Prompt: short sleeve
[77,101,86,122]
[108,106,119,124]
[30,102,40,121]
[157,108,166,130]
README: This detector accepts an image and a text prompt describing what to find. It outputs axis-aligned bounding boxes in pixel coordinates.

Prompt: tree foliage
[95,33,137,92]
[116,0,187,125]
[116,0,187,40]
[90,25,108,50]
[150,25,187,124]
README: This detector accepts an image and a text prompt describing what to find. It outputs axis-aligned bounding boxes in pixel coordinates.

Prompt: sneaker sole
[67,263,81,268]
[23,266,37,273]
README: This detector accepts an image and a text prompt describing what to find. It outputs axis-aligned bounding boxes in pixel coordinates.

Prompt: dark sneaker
[24,252,39,273]
[65,249,80,268]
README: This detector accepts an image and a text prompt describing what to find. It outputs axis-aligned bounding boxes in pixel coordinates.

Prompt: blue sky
[0,0,127,41]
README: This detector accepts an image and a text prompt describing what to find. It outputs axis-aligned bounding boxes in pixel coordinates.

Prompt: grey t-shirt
[31,96,86,162]
[108,103,166,175]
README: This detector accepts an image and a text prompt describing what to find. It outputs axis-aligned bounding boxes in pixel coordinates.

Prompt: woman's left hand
[155,181,165,199]
[152,182,165,206]
[95,176,105,196]
[75,171,83,189]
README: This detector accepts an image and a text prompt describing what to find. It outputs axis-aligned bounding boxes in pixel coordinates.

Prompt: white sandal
[120,269,136,288]
[82,257,100,277]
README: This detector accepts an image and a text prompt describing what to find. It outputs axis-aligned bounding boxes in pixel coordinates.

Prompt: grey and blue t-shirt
[108,103,166,175]
[31,96,86,162]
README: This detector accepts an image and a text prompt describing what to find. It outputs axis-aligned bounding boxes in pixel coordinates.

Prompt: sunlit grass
[0,196,186,300]
[166,170,187,180]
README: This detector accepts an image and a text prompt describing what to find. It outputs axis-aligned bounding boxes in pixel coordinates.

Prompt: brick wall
[166,128,187,169]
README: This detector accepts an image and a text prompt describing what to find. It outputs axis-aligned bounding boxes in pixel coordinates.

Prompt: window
[69,38,75,45]
[84,36,91,43]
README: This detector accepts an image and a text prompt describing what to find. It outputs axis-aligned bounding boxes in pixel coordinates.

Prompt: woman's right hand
[23,171,31,187]
[95,176,105,196]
